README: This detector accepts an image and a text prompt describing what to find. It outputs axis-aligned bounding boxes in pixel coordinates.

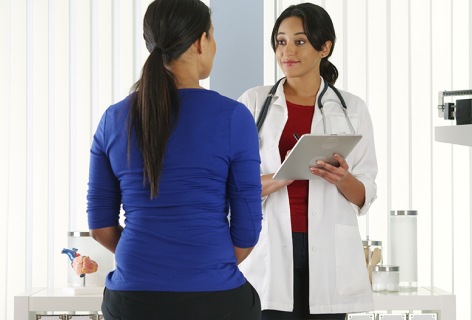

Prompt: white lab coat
[237,77,378,314]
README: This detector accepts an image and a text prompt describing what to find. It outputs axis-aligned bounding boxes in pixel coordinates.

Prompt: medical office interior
[0,0,471,319]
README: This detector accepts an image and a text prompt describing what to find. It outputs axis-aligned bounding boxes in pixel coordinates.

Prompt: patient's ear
[196,31,208,55]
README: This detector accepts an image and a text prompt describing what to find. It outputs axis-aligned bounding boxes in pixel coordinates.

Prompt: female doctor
[238,3,378,320]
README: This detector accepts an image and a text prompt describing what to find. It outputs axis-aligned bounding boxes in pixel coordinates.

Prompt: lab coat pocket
[334,224,369,297]
[327,113,358,135]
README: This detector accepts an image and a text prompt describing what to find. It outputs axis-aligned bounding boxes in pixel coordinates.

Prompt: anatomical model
[62,248,98,277]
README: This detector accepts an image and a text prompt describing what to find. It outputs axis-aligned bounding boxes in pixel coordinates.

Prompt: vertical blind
[0,0,470,319]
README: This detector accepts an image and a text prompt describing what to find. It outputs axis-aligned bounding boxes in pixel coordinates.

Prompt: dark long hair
[128,0,211,198]
[271,3,338,85]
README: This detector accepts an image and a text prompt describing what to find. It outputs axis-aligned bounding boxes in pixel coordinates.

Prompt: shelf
[373,286,455,316]
[435,124,472,147]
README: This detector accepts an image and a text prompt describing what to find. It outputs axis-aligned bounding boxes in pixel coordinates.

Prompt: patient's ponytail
[128,0,211,198]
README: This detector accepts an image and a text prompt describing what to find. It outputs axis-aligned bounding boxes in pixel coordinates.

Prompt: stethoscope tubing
[257,77,356,135]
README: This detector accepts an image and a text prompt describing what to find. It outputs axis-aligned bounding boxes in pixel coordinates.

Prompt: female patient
[86,0,262,319]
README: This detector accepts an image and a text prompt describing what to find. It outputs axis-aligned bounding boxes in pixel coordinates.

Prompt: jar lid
[390,210,417,216]
[371,265,399,272]
[362,240,382,246]
[67,231,91,237]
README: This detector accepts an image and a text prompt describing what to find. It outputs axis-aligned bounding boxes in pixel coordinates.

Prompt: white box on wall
[36,316,65,320]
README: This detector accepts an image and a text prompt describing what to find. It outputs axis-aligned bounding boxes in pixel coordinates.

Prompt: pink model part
[62,248,98,277]
[72,256,99,276]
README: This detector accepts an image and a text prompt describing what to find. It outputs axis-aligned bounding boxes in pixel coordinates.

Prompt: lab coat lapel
[258,79,288,173]
[311,77,327,134]
[267,77,289,137]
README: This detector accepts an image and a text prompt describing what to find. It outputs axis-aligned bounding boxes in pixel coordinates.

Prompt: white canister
[371,265,400,292]
[66,231,115,287]
[389,210,418,289]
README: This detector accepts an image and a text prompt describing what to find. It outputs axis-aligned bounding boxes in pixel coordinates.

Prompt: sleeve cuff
[351,177,377,216]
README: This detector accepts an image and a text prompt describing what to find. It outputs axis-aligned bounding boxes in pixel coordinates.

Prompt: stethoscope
[256,77,356,135]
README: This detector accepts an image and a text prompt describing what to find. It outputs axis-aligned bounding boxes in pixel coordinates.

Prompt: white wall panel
[324,0,344,89]
[0,0,11,318]
[69,0,77,233]
[451,0,471,318]
[31,0,50,290]
[431,0,454,293]
[133,0,142,83]
[119,0,135,101]
[410,0,433,291]
[390,0,410,210]
[366,0,388,249]
[26,0,34,292]
[75,0,92,231]
[453,144,471,320]
[48,0,56,290]
[54,0,71,289]
[8,1,28,319]
[263,0,276,85]
[346,0,368,238]
[97,0,112,119]
[346,0,367,100]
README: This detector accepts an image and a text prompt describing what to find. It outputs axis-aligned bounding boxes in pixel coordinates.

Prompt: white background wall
[0,0,471,319]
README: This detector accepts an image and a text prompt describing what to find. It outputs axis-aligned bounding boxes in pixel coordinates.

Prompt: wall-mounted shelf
[435,124,472,147]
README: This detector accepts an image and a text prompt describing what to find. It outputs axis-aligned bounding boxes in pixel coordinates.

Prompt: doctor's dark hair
[271,3,338,85]
[128,0,211,198]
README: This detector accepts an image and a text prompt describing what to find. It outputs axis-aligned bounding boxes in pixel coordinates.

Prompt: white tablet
[272,134,363,180]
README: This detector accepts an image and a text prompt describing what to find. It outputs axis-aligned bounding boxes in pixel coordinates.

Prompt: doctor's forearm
[261,174,293,197]
[335,172,365,208]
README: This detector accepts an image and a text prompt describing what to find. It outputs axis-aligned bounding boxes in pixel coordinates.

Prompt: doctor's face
[275,17,324,80]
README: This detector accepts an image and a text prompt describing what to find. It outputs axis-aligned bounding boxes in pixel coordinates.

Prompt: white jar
[371,265,400,292]
[389,210,418,289]
[363,240,383,266]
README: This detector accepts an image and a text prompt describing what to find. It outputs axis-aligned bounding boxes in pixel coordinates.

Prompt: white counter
[15,286,455,320]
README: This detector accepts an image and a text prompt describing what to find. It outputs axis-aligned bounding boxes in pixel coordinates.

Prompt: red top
[278,100,315,233]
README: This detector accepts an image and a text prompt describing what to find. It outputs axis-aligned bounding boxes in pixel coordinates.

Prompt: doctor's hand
[310,154,366,208]
[309,153,349,185]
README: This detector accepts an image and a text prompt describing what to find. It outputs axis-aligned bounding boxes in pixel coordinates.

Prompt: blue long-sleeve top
[87,89,262,292]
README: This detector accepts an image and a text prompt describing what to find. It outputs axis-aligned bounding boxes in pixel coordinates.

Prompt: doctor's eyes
[276,39,306,46]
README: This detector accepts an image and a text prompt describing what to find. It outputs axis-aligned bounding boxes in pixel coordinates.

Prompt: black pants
[262,232,346,320]
[102,280,261,320]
